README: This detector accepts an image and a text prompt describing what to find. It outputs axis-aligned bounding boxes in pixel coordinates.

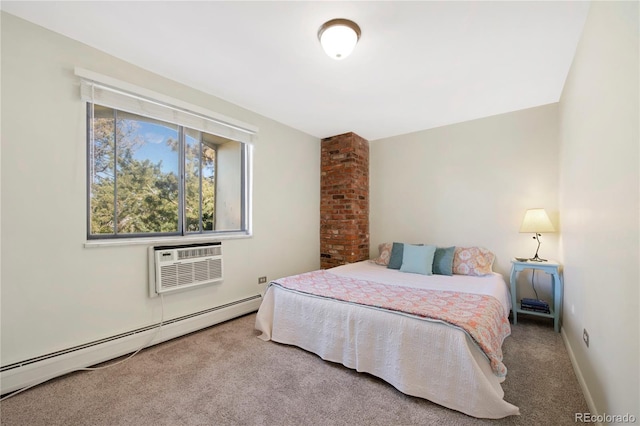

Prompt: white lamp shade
[318,19,361,60]
[520,208,555,233]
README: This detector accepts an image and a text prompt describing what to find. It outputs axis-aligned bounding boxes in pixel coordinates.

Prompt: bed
[255,251,520,419]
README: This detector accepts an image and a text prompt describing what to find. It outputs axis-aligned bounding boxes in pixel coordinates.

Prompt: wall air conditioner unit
[148,242,222,297]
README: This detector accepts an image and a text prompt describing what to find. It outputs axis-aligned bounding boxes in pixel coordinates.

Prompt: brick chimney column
[320,132,369,269]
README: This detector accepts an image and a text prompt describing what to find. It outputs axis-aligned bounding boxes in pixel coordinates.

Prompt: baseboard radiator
[0,295,261,395]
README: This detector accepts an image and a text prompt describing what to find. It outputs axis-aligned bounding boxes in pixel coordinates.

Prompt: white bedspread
[255,261,520,419]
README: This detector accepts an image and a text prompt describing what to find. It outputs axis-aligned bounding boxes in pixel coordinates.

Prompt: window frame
[78,68,256,244]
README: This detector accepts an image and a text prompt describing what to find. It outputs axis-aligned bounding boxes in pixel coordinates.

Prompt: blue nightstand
[510,259,563,332]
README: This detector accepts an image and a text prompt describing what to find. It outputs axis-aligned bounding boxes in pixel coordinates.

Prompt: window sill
[84,232,252,248]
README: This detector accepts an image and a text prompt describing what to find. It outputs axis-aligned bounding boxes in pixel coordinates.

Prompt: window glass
[213,137,243,231]
[115,110,180,234]
[88,104,248,239]
[90,105,116,235]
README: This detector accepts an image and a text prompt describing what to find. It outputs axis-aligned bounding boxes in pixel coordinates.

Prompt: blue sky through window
[133,121,179,175]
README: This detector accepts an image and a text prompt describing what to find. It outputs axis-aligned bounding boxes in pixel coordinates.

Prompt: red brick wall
[320,132,369,269]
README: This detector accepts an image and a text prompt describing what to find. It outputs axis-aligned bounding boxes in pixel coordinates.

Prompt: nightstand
[510,259,563,332]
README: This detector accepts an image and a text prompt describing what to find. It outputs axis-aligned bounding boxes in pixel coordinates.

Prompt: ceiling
[2,1,590,141]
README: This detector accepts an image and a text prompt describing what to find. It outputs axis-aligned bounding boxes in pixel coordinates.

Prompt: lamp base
[528,254,547,262]
[529,233,548,262]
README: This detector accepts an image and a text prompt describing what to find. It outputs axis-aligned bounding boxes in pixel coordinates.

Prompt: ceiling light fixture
[318,18,361,60]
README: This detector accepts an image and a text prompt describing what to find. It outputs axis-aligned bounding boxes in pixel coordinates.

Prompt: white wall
[370,104,560,300]
[0,13,320,365]
[558,1,639,418]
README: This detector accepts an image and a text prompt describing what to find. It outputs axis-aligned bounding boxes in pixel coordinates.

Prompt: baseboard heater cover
[1,295,261,395]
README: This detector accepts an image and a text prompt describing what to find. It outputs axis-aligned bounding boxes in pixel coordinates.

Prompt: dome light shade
[318,19,361,60]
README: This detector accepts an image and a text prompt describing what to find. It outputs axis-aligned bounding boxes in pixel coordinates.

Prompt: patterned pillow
[371,242,393,266]
[452,247,495,276]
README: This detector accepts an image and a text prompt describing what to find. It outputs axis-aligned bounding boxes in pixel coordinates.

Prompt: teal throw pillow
[388,242,424,270]
[387,242,405,269]
[433,246,456,276]
[400,244,437,275]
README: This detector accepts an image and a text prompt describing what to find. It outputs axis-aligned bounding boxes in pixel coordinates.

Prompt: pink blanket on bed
[272,269,511,377]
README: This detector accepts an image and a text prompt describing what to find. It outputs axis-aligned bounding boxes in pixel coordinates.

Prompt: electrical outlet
[258,276,267,284]
[583,329,589,347]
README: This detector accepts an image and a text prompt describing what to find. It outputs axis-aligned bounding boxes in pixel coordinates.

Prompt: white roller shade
[77,68,257,145]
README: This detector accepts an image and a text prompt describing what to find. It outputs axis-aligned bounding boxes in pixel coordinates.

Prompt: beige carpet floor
[0,313,588,425]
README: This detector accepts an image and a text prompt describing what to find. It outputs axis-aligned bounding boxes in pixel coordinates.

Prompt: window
[82,75,254,240]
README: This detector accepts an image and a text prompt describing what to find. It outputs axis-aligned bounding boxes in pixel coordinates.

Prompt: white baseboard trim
[561,326,601,426]
[1,296,261,395]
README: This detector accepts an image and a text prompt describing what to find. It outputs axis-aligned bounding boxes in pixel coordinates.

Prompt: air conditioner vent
[178,246,221,260]
[149,243,223,297]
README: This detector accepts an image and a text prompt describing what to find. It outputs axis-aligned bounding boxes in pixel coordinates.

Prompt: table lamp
[519,208,555,262]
